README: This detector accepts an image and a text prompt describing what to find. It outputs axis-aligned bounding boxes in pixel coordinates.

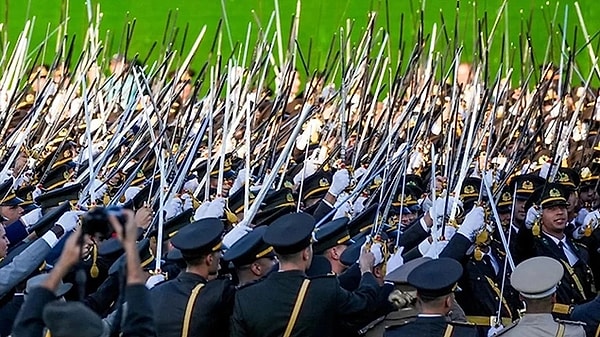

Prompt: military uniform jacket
[13,284,155,337]
[0,238,52,299]
[230,269,379,337]
[384,316,478,337]
[363,306,419,337]
[494,313,585,337]
[151,272,235,337]
[339,282,396,337]
[515,229,595,305]
[312,200,335,224]
[570,295,600,337]
[399,217,431,261]
[440,234,521,320]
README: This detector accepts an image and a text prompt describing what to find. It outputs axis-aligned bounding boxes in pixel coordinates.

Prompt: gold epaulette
[552,303,574,315]
[466,316,512,327]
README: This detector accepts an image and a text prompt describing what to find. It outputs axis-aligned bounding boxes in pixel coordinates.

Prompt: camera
[81,206,127,239]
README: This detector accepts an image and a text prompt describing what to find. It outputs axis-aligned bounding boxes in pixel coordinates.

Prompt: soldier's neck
[278,261,307,273]
[524,301,553,314]
[186,265,210,279]
[542,229,565,241]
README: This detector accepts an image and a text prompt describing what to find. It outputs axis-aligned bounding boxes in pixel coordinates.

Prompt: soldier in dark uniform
[439,206,521,336]
[308,168,350,223]
[362,256,468,336]
[151,218,235,337]
[231,212,380,337]
[515,183,596,305]
[362,257,424,336]
[222,225,277,286]
[507,174,545,239]
[384,258,478,337]
[312,217,351,275]
[554,168,583,237]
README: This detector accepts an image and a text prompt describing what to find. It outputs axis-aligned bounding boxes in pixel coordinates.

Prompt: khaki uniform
[495,314,585,337]
[364,298,466,337]
[363,306,418,337]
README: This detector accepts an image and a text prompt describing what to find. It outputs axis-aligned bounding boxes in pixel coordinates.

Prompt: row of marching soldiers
[3,141,600,337]
[2,63,600,337]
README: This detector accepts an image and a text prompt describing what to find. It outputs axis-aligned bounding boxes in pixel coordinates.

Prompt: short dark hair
[275,250,303,264]
[183,252,209,266]
[418,292,450,304]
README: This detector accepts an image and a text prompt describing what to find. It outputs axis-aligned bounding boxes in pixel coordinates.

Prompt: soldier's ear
[330,246,341,261]
[444,295,453,309]
[302,246,312,262]
[205,253,214,267]
[372,265,384,279]
[250,262,262,276]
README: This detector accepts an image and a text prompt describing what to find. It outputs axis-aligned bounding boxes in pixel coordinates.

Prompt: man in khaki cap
[494,256,585,336]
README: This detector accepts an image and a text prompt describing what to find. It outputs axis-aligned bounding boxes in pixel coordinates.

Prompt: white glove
[145,274,166,289]
[328,169,350,197]
[418,238,432,256]
[204,197,226,219]
[420,197,433,214]
[164,197,183,220]
[429,196,463,226]
[422,240,449,259]
[56,210,86,232]
[356,238,384,265]
[193,202,211,221]
[457,207,485,241]
[33,186,44,200]
[295,118,322,151]
[333,201,352,220]
[355,240,384,265]
[525,206,541,229]
[222,222,253,248]
[370,243,384,266]
[386,247,405,276]
[90,179,108,202]
[21,208,43,228]
[180,193,194,211]
[230,168,248,195]
[573,210,600,239]
[293,160,318,185]
[121,186,141,205]
[352,196,367,216]
[575,208,589,227]
[296,132,310,151]
[183,177,199,193]
[487,324,505,337]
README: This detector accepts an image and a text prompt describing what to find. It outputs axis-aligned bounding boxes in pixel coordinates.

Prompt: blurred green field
[2,0,600,85]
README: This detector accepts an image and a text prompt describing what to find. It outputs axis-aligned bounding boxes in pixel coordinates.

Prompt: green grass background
[2,0,600,85]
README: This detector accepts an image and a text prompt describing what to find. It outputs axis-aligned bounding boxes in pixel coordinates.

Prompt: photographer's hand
[134,205,153,229]
[109,210,145,285]
[42,227,86,292]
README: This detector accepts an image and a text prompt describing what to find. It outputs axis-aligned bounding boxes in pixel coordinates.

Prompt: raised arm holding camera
[12,208,155,337]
